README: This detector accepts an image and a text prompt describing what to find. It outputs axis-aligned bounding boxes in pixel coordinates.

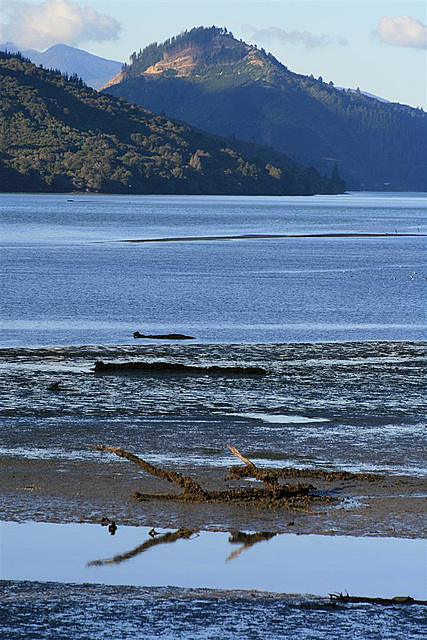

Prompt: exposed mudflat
[1,456,426,537]
[1,581,426,640]
[121,232,426,243]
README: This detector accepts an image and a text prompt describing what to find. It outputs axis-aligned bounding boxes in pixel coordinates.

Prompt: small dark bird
[108,521,117,535]
[47,381,62,391]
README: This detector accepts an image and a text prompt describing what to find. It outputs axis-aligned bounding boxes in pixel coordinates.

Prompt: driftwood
[227,445,256,469]
[227,444,280,489]
[133,332,195,340]
[89,444,331,511]
[89,445,206,496]
[93,361,267,376]
[224,464,384,484]
[329,592,427,606]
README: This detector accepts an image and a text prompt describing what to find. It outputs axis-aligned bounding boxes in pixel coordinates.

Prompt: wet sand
[1,456,426,537]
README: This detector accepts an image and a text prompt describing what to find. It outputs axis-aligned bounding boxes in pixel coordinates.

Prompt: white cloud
[242,25,349,50]
[375,16,427,49]
[1,0,121,50]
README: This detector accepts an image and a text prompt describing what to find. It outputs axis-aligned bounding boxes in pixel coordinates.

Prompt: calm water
[1,192,426,346]
[2,521,426,638]
[1,522,426,598]
[0,192,426,475]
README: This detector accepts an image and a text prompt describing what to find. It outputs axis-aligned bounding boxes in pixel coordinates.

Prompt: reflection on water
[226,531,277,562]
[88,528,197,566]
[88,528,275,567]
[1,521,425,600]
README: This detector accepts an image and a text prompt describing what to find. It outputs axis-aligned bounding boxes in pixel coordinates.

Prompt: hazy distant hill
[104,26,427,191]
[0,42,122,89]
[0,52,344,195]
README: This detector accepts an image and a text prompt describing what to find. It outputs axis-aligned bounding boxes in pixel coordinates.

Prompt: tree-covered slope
[104,26,427,191]
[0,51,344,195]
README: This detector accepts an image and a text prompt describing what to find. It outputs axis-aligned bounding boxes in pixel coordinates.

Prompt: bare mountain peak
[119,26,277,82]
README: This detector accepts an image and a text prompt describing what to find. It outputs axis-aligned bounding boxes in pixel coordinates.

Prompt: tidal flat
[1,192,426,637]
[1,340,426,638]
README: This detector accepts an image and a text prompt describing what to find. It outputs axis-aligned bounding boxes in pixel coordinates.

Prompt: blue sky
[1,0,426,108]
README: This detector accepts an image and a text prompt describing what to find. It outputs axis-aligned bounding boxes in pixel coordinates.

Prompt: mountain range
[0,42,122,89]
[103,26,427,192]
[0,51,344,195]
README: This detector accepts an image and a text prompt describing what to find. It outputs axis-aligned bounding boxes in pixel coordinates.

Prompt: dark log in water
[93,361,267,376]
[329,592,426,605]
[133,332,195,340]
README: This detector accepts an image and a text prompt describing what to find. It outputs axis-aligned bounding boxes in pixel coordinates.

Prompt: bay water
[0,192,425,475]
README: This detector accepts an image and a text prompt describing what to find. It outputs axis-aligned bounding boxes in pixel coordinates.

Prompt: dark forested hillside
[104,26,427,191]
[0,51,344,195]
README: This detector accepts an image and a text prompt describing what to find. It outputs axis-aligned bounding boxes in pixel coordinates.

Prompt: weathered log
[329,592,426,605]
[133,332,195,340]
[227,444,256,468]
[89,444,329,511]
[93,361,267,376]
[88,444,206,496]
[224,465,384,483]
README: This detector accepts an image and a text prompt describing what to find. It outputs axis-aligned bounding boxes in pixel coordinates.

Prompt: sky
[1,0,426,108]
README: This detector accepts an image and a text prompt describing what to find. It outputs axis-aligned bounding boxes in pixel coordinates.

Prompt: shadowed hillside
[0,51,345,195]
[104,26,427,191]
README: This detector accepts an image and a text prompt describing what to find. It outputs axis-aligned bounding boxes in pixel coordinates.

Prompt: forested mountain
[104,26,427,191]
[0,42,122,89]
[0,52,344,195]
